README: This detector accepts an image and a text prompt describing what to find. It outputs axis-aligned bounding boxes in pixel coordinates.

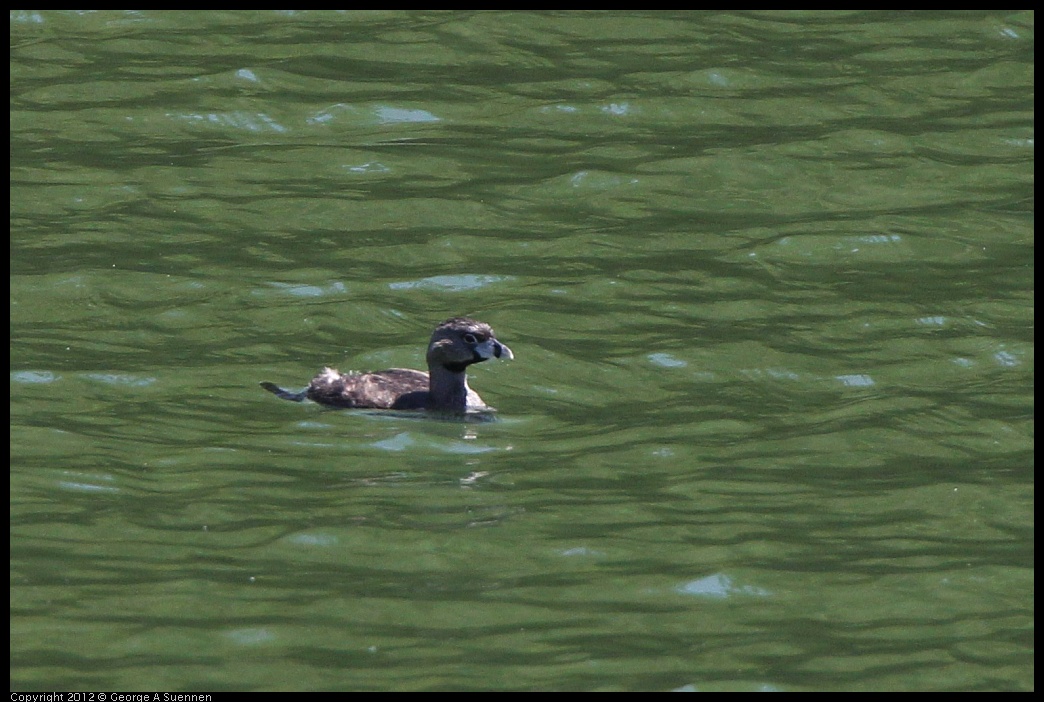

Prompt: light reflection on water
[10,10,1032,693]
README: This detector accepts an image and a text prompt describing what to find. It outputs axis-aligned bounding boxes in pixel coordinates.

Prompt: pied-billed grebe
[260,316,513,413]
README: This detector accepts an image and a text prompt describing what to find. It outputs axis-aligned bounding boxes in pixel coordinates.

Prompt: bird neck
[427,364,471,412]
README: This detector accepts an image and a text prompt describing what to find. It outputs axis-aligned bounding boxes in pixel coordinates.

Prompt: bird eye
[463,333,478,344]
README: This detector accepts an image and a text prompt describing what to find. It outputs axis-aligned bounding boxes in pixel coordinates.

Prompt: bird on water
[260,316,513,413]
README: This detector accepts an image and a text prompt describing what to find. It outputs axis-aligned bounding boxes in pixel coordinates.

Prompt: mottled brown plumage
[261,317,513,413]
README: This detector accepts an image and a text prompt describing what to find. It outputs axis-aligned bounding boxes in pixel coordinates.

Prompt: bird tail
[260,381,308,402]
